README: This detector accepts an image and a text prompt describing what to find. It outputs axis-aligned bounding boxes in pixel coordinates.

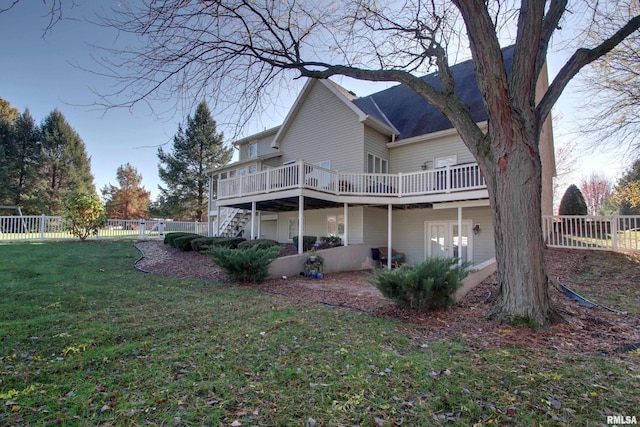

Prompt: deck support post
[343,203,349,246]
[458,206,463,266]
[387,204,393,269]
[251,201,256,240]
[298,195,304,254]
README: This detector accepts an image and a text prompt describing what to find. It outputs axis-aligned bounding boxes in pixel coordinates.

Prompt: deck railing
[217,160,486,199]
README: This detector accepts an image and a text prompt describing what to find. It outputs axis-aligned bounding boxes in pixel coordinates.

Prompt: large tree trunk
[480,124,561,328]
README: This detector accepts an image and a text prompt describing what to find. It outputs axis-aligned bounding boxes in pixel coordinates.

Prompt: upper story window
[367,153,388,174]
[249,165,257,174]
[248,142,258,158]
[435,154,457,168]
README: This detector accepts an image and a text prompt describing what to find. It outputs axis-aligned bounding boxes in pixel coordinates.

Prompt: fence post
[139,219,146,239]
[40,214,46,240]
[194,220,198,234]
[159,220,165,237]
[611,216,618,251]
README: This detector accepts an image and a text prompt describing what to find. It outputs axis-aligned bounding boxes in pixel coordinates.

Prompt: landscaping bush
[292,235,317,251]
[559,184,588,215]
[164,232,199,247]
[190,237,218,251]
[173,234,203,251]
[237,239,281,250]
[209,245,281,283]
[206,237,246,249]
[318,235,343,248]
[369,258,470,310]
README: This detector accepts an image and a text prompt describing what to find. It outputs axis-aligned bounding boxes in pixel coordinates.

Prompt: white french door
[425,221,473,262]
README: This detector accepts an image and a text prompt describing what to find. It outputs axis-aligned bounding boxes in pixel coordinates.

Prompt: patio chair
[377,246,405,268]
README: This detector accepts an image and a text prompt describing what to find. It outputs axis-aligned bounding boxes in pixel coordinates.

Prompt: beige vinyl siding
[363,127,390,171]
[387,206,494,265]
[389,134,474,174]
[362,206,389,244]
[238,132,278,162]
[278,82,365,172]
[274,207,364,244]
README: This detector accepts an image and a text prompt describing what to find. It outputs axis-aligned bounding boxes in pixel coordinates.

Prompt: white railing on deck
[543,215,640,252]
[0,216,209,242]
[217,160,486,199]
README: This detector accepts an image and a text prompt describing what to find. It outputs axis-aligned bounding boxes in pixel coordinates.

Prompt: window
[288,217,301,240]
[249,164,257,173]
[367,153,388,174]
[229,170,236,178]
[248,142,258,158]
[237,168,247,175]
[435,154,457,168]
[327,215,345,237]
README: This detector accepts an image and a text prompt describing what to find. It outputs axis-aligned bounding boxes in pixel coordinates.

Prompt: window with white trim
[367,153,388,173]
[288,217,303,240]
[434,154,457,168]
[327,215,344,237]
[248,142,258,158]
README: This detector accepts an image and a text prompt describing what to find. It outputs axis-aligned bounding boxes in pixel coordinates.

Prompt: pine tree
[102,163,151,219]
[559,185,588,216]
[39,109,95,214]
[157,101,232,221]
[0,108,42,213]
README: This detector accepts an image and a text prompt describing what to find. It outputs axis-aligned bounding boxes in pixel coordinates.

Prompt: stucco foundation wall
[268,244,375,278]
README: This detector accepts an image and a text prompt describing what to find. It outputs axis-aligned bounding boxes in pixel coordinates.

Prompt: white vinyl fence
[0,215,210,242]
[543,215,640,252]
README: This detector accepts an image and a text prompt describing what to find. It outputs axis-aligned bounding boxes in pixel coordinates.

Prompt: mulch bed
[134,241,640,356]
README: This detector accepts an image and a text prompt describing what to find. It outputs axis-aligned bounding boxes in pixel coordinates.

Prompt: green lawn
[1,242,638,426]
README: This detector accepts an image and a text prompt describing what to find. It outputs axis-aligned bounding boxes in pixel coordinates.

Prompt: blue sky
[0,2,627,201]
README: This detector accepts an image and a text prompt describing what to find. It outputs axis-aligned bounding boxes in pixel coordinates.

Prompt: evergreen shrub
[369,258,470,310]
[207,237,246,249]
[209,245,281,283]
[237,239,281,250]
[164,232,199,247]
[559,184,588,215]
[190,237,217,251]
[292,235,317,251]
[318,235,343,248]
[173,234,202,251]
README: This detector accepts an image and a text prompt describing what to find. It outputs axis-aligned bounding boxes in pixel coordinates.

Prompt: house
[206,45,556,274]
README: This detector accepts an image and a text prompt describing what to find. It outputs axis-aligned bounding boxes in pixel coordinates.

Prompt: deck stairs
[217,208,251,237]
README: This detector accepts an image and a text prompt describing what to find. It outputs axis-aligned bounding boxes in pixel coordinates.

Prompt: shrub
[164,232,199,247]
[318,235,342,248]
[63,192,107,241]
[559,184,588,215]
[173,234,203,251]
[369,258,470,311]
[209,237,246,249]
[209,245,281,283]
[292,235,317,251]
[190,237,217,251]
[237,239,281,250]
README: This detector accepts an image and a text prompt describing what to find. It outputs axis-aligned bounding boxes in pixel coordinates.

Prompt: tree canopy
[157,101,233,221]
[102,163,151,219]
[559,184,588,216]
[0,104,96,215]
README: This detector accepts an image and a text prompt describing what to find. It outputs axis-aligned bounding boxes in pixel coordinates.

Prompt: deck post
[251,201,256,240]
[387,204,392,269]
[457,206,463,266]
[343,203,349,246]
[298,195,304,254]
[216,206,221,236]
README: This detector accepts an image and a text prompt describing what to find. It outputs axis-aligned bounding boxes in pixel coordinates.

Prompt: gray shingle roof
[353,45,515,139]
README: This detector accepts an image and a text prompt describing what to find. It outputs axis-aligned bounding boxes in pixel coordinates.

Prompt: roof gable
[353,45,515,140]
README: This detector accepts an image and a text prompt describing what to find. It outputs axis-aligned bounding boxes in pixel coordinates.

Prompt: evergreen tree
[559,184,588,216]
[157,101,232,221]
[0,108,42,213]
[40,109,95,214]
[102,163,151,219]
